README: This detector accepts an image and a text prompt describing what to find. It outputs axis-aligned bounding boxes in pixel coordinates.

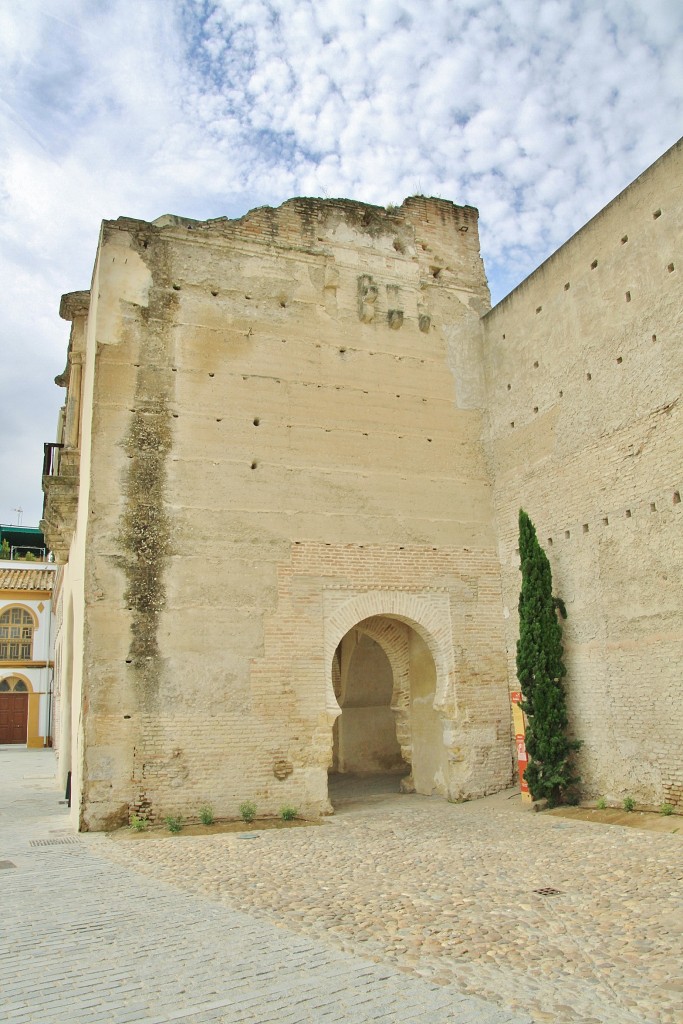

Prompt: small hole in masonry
[565,530,570,539]
[251,461,258,470]
[616,357,622,364]
[253,417,260,426]
[534,360,539,368]
[667,263,675,273]
[625,509,631,518]
[548,537,553,546]
[625,291,631,302]
[510,421,515,428]
[536,306,542,314]
[583,524,589,533]
[591,260,598,269]
[564,282,570,291]
[621,235,628,244]
[533,407,538,414]
[652,334,657,342]
[211,290,218,297]
[673,491,681,505]
[603,517,609,526]
[507,383,511,391]
[586,372,592,381]
[650,502,656,512]
[653,208,661,219]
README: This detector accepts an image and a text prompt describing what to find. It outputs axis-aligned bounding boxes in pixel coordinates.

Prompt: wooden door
[0,693,28,743]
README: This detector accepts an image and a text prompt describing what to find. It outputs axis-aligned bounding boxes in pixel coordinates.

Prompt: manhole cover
[29,836,81,847]
[533,886,564,896]
[0,860,16,869]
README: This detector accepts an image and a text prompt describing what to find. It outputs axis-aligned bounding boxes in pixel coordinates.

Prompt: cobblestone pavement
[96,775,683,1024]
[0,749,528,1024]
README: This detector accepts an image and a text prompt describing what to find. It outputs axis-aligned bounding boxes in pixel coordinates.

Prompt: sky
[0,0,681,528]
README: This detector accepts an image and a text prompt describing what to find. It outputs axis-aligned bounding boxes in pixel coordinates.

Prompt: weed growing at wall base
[164,815,183,833]
[199,805,214,825]
[280,805,297,820]
[239,800,257,823]
[129,814,148,832]
[623,796,635,812]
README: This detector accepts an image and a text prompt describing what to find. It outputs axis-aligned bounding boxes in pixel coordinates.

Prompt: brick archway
[323,589,456,725]
[324,590,458,797]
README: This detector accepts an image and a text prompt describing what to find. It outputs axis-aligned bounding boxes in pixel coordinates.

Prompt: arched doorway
[328,615,448,801]
[332,629,405,775]
[0,675,30,744]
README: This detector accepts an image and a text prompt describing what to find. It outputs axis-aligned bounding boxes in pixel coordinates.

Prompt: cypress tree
[516,509,580,805]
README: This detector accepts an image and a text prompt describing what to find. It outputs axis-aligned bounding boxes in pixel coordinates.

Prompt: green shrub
[516,510,580,805]
[164,815,183,833]
[623,796,635,812]
[280,805,297,821]
[239,800,257,824]
[199,805,214,825]
[660,803,674,816]
[596,797,607,810]
[129,813,148,832]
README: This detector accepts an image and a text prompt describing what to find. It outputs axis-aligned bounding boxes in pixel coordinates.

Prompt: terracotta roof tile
[0,567,56,592]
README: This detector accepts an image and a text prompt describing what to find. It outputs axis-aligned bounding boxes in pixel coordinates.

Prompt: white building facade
[0,562,56,746]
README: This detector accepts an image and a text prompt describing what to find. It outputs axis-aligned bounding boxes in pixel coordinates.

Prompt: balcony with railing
[41,441,80,564]
[40,291,90,564]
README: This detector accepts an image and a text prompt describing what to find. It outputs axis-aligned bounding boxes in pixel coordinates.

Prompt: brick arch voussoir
[324,590,457,723]
[326,592,454,693]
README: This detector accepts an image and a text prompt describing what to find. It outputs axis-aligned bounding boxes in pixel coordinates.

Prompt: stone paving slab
[0,750,529,1024]
[97,778,683,1024]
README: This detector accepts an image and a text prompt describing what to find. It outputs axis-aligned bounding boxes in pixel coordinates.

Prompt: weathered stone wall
[482,139,683,808]
[74,196,512,828]
[54,141,680,830]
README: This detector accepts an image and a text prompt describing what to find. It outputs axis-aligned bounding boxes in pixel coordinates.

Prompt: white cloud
[0,0,681,523]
